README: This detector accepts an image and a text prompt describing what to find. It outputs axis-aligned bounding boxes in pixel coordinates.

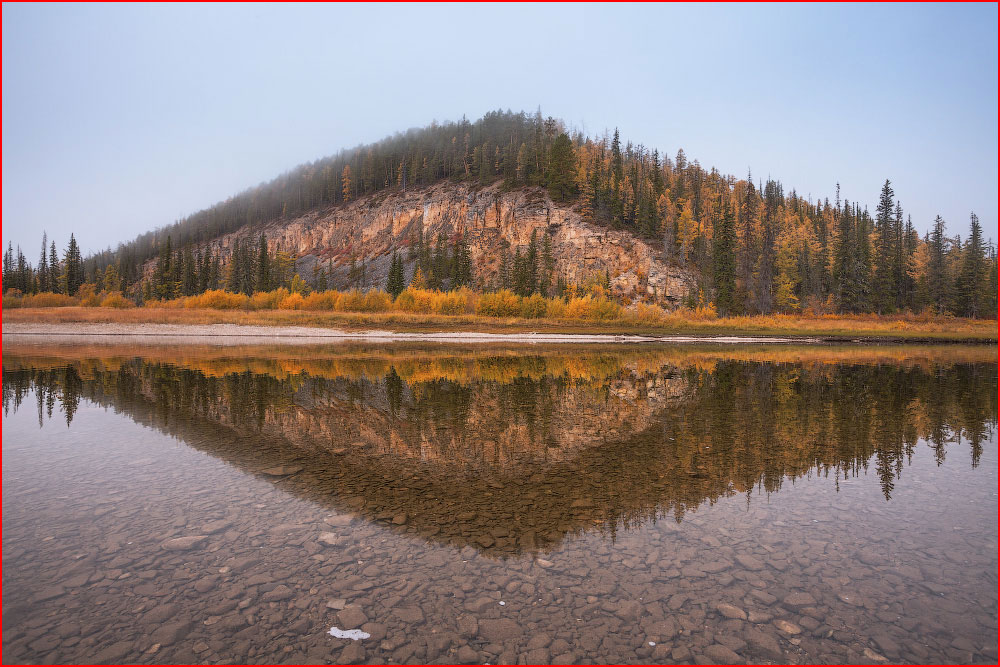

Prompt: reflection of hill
[3,344,996,557]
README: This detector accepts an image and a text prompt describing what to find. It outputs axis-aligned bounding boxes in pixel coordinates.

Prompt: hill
[4,109,995,319]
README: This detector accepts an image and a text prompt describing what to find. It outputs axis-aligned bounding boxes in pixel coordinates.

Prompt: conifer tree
[872,180,897,313]
[49,241,61,294]
[386,252,405,298]
[38,232,49,293]
[713,197,737,316]
[256,234,271,292]
[63,234,84,296]
[957,213,986,318]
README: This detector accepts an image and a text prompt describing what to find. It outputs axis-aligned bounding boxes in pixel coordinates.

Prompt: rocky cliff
[205,182,697,306]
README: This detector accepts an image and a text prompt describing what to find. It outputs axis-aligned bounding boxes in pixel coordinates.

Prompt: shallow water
[2,342,997,664]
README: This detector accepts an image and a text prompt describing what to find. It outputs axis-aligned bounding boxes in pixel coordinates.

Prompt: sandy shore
[1,322,818,345]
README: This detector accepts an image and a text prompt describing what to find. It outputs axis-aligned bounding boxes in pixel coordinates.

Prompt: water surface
[2,342,996,664]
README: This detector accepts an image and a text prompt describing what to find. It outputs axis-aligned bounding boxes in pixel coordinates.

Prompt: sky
[3,2,997,256]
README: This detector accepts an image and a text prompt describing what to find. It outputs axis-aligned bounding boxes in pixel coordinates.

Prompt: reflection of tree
[2,352,996,544]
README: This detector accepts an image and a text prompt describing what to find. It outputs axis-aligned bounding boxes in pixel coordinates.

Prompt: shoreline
[1,322,819,345]
[2,321,993,345]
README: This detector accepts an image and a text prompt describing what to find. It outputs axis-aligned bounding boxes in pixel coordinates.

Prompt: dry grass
[3,305,995,341]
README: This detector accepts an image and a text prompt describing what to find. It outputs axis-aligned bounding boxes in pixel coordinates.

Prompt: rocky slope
[205,182,697,306]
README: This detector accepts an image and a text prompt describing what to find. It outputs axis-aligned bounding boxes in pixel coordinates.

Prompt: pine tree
[386,252,405,298]
[957,212,986,318]
[539,233,554,296]
[872,180,897,313]
[547,133,577,202]
[63,234,84,296]
[49,241,61,294]
[928,216,948,314]
[713,197,737,316]
[181,246,197,296]
[256,234,271,292]
[38,232,49,293]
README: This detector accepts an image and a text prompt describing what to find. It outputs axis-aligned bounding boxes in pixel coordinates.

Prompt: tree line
[4,109,996,317]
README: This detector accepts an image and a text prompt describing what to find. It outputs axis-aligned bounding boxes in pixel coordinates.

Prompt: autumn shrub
[394,287,435,314]
[77,284,101,307]
[476,290,521,317]
[301,290,340,311]
[360,290,392,312]
[182,290,248,310]
[519,293,548,319]
[563,295,622,320]
[3,289,24,307]
[100,293,135,308]
[251,288,290,310]
[21,292,78,308]
[433,290,469,315]
[628,301,668,325]
[278,292,305,310]
[545,297,567,319]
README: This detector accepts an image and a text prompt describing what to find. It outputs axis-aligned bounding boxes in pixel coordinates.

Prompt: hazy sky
[3,2,997,256]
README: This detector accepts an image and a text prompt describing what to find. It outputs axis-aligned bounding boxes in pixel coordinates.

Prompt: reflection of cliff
[3,346,996,557]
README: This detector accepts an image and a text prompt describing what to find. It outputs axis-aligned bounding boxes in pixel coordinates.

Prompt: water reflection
[3,344,995,558]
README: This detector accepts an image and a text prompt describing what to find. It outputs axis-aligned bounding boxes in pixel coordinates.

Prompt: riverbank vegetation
[3,303,995,341]
[2,111,996,323]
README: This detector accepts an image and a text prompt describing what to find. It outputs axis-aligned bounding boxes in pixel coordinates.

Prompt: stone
[391,513,408,525]
[456,645,479,663]
[615,600,643,621]
[735,554,765,571]
[150,621,191,646]
[93,641,134,663]
[783,592,817,608]
[339,643,366,664]
[160,535,208,551]
[262,584,294,602]
[33,586,65,602]
[324,515,353,527]
[326,598,347,610]
[260,465,302,476]
[392,607,424,623]
[716,602,747,620]
[338,606,368,629]
[772,619,802,635]
[745,628,782,658]
[478,619,520,642]
[456,615,478,638]
[143,603,178,624]
[704,643,744,664]
[317,532,340,546]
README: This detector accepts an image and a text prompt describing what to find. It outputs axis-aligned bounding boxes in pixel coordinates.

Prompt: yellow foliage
[476,290,521,317]
[99,293,135,309]
[182,290,249,310]
[278,292,305,310]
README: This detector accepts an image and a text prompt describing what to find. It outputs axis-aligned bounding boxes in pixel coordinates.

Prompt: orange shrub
[519,294,548,319]
[563,295,622,320]
[476,290,521,317]
[21,292,78,308]
[278,292,305,310]
[301,290,340,311]
[181,290,248,310]
[250,288,290,310]
[100,293,134,308]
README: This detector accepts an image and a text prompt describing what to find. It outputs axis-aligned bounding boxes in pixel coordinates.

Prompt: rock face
[202,182,697,307]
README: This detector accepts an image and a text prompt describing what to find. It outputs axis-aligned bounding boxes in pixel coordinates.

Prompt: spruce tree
[713,198,737,316]
[872,180,897,313]
[38,232,49,293]
[64,234,84,296]
[547,133,577,202]
[957,213,986,318]
[256,234,271,292]
[49,241,61,294]
[386,252,405,298]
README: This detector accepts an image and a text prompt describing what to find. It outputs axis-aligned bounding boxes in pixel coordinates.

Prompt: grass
[3,306,996,342]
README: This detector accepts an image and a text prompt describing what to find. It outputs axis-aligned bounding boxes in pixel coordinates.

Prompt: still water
[1,342,996,664]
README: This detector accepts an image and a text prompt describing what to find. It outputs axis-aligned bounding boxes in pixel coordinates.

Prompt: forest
[2,109,996,319]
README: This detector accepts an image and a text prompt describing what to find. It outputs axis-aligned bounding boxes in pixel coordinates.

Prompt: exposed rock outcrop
[204,183,697,306]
